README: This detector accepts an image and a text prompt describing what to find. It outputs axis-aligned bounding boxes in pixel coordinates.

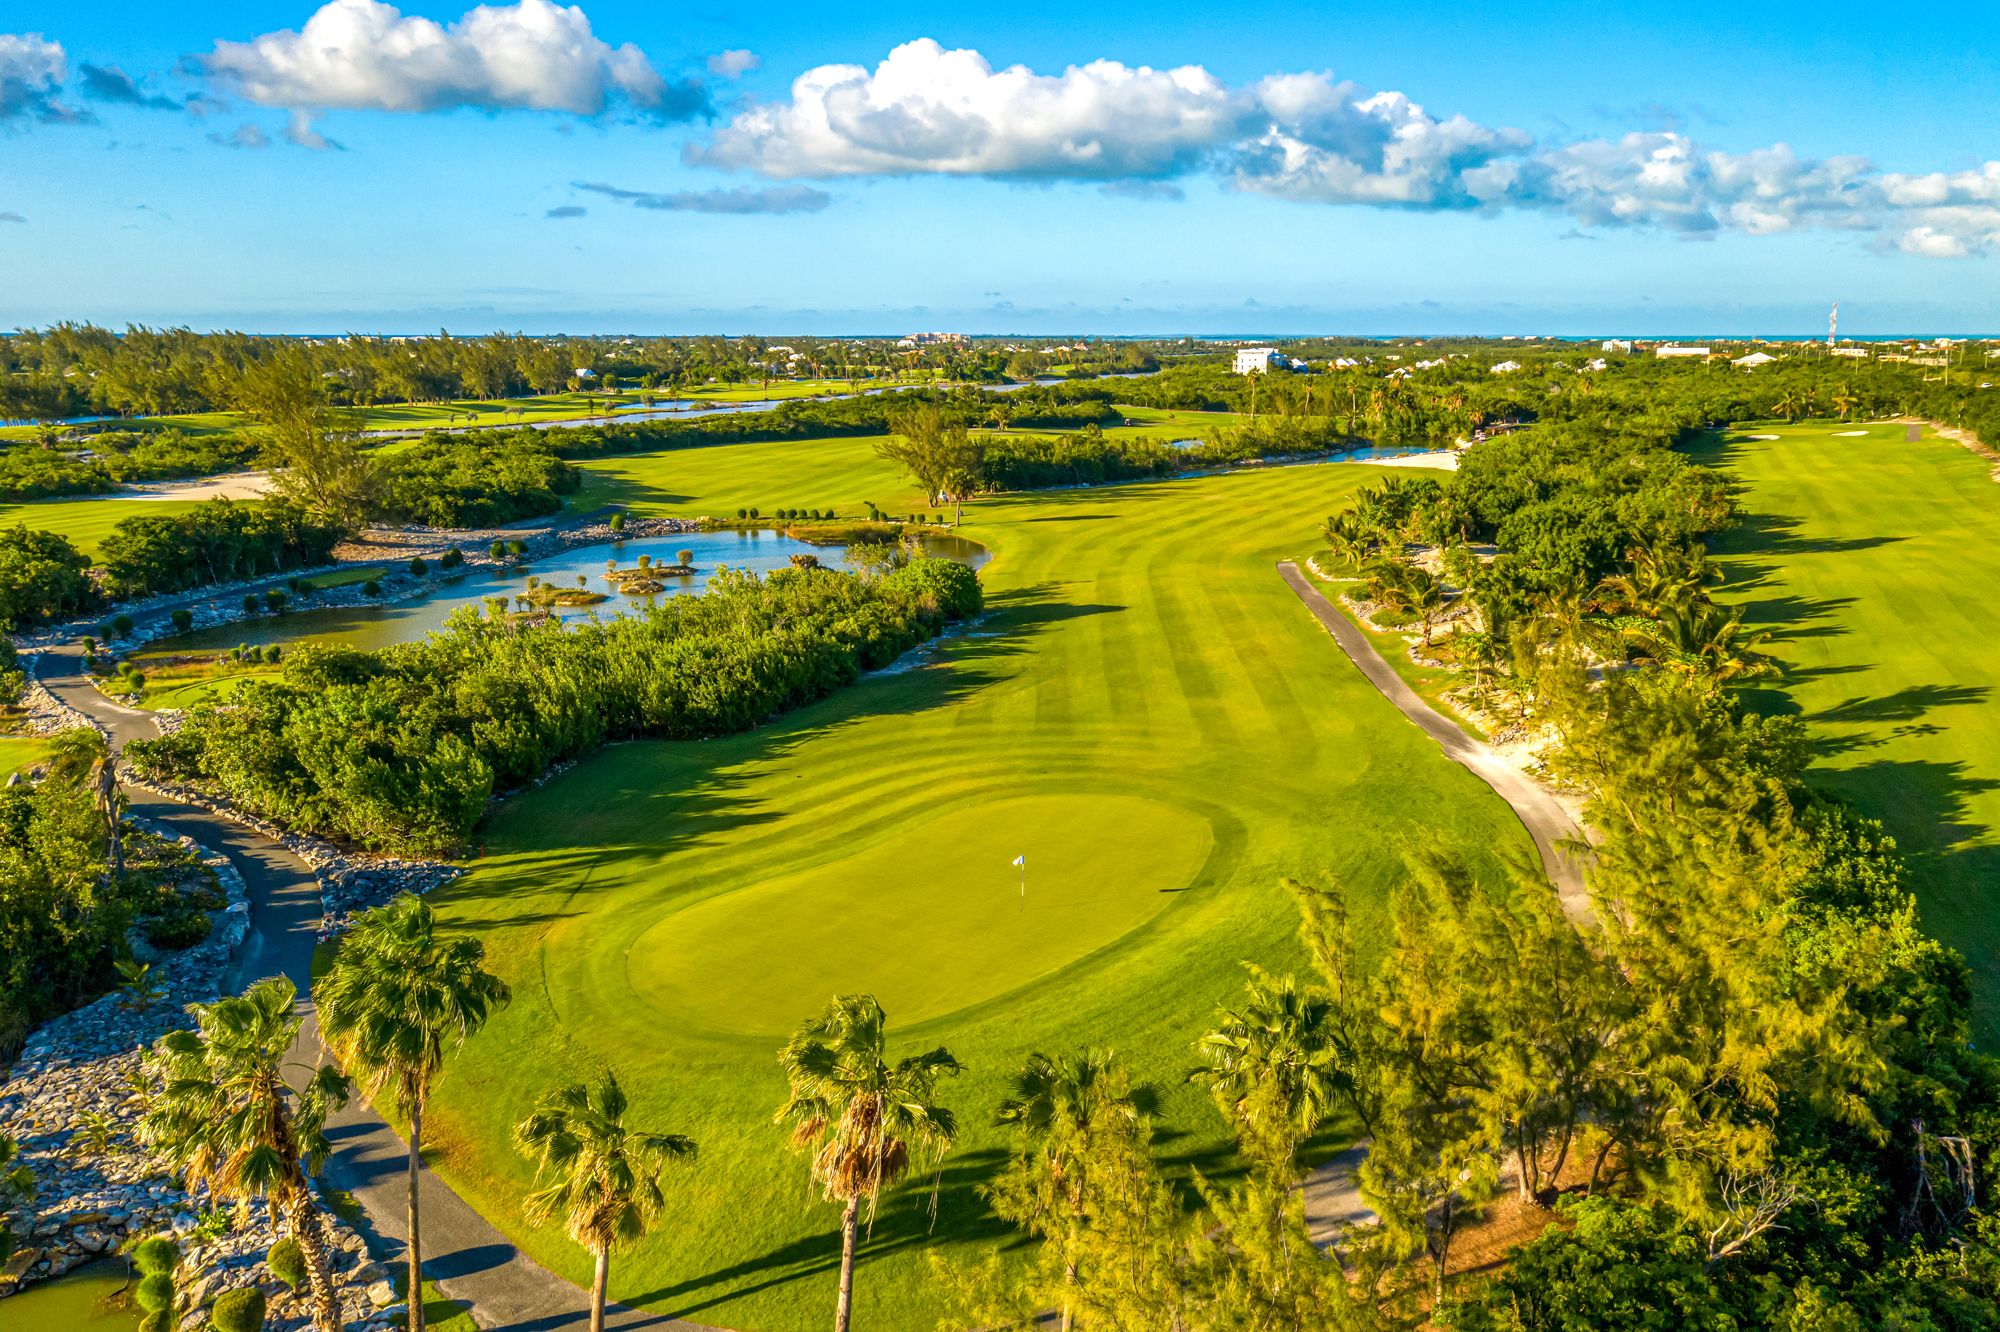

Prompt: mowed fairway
[0,495,208,559]
[1692,422,2000,1033]
[423,438,1542,1331]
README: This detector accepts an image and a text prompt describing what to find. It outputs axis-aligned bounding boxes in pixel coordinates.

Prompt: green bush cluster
[99,502,341,601]
[131,559,983,857]
[372,437,579,527]
[0,527,96,629]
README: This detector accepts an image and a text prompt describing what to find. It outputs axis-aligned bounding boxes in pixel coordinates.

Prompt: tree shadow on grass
[624,1148,1015,1320]
[1807,684,1993,758]
[442,582,1122,924]
[1713,511,1906,561]
[1733,593,1859,643]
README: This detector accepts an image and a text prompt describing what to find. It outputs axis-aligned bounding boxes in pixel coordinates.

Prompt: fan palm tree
[317,894,511,1332]
[1319,511,1374,571]
[513,1070,694,1332]
[996,1050,1145,1332]
[1622,601,1775,687]
[46,726,121,878]
[139,977,350,1332]
[775,994,960,1332]
[1192,966,1346,1181]
[1597,539,1721,618]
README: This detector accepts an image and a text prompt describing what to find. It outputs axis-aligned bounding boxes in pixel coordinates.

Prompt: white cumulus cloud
[0,32,88,123]
[693,38,2000,259]
[694,38,1247,179]
[197,0,700,119]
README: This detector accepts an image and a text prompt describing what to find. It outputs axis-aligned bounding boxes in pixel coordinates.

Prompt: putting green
[634,794,1214,1033]
[425,435,1541,1332]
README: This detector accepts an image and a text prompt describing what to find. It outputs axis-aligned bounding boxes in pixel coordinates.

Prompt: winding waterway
[145,528,989,656]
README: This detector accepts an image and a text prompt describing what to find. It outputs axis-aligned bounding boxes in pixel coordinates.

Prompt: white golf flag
[1012,854,1025,866]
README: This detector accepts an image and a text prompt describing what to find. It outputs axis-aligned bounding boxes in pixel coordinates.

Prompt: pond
[0,1260,135,1331]
[146,528,990,657]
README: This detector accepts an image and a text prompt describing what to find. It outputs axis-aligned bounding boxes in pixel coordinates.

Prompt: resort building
[1655,345,1711,359]
[1233,347,1280,374]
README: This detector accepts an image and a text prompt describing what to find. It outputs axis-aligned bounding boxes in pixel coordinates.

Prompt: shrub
[748,506,761,519]
[263,589,285,612]
[489,540,506,560]
[112,613,135,636]
[884,557,984,620]
[294,579,316,595]
[170,609,193,634]
[129,1234,180,1277]
[266,1237,306,1290]
[210,1286,267,1332]
[409,557,428,576]
[144,911,211,950]
[736,507,748,519]
[440,546,464,569]
[135,1273,176,1314]
[677,549,693,567]
[506,540,526,557]
[363,580,382,597]
[609,512,626,532]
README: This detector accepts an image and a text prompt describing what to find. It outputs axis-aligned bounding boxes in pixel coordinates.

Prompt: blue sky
[2,0,1996,334]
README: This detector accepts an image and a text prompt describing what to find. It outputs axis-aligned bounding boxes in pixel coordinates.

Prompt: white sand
[116,471,272,502]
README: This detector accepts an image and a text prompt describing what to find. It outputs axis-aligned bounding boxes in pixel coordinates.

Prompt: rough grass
[422,435,1540,1331]
[1692,420,2000,1035]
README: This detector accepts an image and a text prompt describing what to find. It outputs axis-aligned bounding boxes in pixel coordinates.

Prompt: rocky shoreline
[0,823,409,1330]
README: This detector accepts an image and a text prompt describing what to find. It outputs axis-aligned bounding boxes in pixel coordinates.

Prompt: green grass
[1690,420,2000,1035]
[0,496,209,558]
[0,731,53,777]
[424,436,1541,1331]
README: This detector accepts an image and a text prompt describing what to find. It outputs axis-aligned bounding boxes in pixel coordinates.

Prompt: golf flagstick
[1013,853,1025,909]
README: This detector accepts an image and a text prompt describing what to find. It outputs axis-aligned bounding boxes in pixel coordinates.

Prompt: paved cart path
[36,639,709,1331]
[1276,561,1590,923]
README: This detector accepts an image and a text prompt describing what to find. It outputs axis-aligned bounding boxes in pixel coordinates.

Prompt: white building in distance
[1832,347,1871,359]
[1602,339,1634,353]
[1732,352,1779,368]
[1490,360,1523,374]
[1655,345,1711,359]
[1234,347,1280,374]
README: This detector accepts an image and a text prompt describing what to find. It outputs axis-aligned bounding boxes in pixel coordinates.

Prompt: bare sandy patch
[117,471,272,502]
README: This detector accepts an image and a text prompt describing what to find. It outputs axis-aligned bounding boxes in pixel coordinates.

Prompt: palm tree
[996,1050,1144,1332]
[1832,383,1861,421]
[513,1070,694,1332]
[140,977,350,1332]
[1622,601,1775,687]
[775,994,960,1332]
[1191,966,1346,1181]
[46,727,121,878]
[317,894,511,1332]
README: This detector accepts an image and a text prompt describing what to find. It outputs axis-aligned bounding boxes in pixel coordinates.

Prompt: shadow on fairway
[627,1148,1015,1319]
[441,582,1124,925]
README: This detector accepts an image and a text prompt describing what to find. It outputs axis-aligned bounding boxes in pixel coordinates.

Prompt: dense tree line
[129,559,983,856]
[98,501,343,600]
[1266,401,2000,1323]
[0,326,1177,422]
